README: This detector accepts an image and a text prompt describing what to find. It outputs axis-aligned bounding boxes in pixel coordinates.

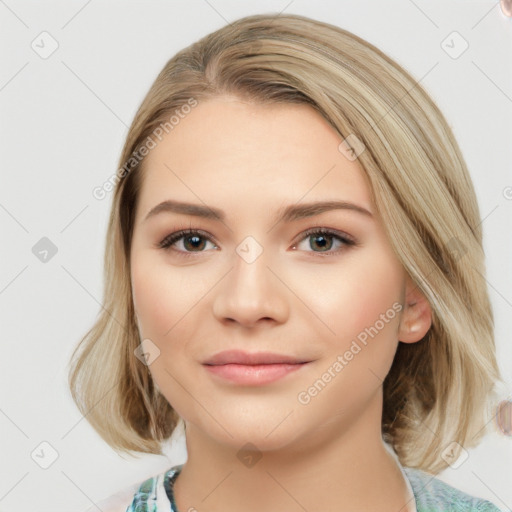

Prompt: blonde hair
[68,12,503,473]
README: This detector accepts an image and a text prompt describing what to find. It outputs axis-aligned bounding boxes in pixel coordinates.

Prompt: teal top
[125,463,502,512]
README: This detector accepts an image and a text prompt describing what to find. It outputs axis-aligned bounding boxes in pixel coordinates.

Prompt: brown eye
[293,228,356,255]
[159,229,217,254]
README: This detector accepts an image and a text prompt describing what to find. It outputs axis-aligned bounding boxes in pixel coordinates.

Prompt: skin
[130,95,432,512]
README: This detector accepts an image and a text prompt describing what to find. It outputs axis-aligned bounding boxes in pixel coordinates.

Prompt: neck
[172,391,414,512]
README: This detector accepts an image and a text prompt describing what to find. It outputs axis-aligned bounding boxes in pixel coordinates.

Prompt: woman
[70,12,504,512]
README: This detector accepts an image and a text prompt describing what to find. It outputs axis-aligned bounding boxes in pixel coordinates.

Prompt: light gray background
[1,1,511,511]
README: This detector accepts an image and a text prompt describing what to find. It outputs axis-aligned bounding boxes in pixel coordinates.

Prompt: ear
[397,274,432,343]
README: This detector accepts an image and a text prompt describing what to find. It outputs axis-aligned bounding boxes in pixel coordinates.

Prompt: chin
[201,417,301,453]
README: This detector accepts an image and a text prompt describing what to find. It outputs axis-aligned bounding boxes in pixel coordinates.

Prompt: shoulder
[403,467,502,512]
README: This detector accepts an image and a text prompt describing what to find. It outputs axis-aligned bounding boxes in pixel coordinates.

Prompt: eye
[292,227,356,256]
[157,227,357,258]
[157,229,217,256]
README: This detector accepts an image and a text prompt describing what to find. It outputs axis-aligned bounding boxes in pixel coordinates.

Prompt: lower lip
[203,363,308,385]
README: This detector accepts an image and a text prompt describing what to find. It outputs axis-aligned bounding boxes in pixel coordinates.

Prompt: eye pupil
[310,234,332,252]
[184,235,206,251]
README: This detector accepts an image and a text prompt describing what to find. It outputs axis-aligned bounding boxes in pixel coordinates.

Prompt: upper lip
[203,350,310,365]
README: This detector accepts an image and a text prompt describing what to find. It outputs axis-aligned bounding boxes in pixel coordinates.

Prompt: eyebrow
[143,199,373,224]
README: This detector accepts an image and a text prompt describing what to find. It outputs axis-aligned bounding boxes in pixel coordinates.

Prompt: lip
[203,349,310,366]
[202,350,312,386]
[204,363,309,385]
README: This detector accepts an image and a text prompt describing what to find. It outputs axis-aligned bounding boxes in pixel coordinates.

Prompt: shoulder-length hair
[68,12,503,474]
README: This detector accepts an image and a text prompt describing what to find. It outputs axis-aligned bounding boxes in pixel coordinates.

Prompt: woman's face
[130,95,428,453]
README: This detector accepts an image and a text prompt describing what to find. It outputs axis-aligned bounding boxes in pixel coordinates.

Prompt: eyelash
[157,227,357,259]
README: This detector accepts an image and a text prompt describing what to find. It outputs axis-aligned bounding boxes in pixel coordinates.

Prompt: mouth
[202,350,312,386]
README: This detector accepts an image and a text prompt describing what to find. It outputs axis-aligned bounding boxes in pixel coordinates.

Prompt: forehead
[136,96,373,221]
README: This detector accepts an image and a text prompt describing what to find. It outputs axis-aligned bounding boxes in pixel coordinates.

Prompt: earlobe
[398,276,433,343]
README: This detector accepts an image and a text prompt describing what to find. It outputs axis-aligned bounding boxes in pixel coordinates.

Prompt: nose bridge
[212,235,289,325]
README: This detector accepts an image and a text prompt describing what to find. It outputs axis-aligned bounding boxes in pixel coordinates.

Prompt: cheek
[315,249,404,358]
[130,257,197,409]
[131,255,185,339]
[132,268,166,336]
[130,254,209,358]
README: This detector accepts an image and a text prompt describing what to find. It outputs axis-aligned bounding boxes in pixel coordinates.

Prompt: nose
[212,245,289,328]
